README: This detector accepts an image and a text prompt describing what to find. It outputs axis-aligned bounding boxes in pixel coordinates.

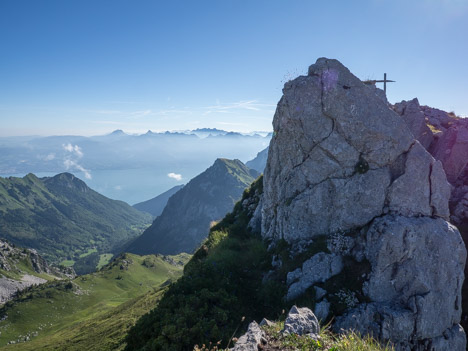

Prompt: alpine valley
[2,58,468,351]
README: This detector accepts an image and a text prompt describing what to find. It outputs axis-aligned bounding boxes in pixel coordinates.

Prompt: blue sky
[0,0,467,136]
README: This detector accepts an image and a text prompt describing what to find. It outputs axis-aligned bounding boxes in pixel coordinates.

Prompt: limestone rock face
[261,58,466,350]
[262,58,450,243]
[393,98,434,149]
[335,216,465,345]
[286,253,343,300]
[395,98,468,184]
[394,98,468,333]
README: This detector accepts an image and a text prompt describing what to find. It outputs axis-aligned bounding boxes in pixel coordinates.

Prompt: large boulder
[260,58,466,350]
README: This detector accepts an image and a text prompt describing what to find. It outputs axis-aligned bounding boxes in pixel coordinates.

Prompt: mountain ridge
[0,172,152,270]
[126,158,259,255]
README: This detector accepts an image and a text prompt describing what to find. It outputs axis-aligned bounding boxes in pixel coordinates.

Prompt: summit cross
[363,73,395,94]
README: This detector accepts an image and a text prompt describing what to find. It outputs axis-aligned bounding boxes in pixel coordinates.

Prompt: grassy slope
[124,176,274,351]
[0,173,152,266]
[125,176,374,351]
[0,253,190,350]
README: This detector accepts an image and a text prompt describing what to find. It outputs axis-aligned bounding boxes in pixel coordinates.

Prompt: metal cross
[363,73,395,94]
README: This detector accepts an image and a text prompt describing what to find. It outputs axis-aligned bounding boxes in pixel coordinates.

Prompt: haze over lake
[0,130,270,204]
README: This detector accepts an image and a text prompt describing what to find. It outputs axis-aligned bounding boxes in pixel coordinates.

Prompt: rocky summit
[259,58,467,350]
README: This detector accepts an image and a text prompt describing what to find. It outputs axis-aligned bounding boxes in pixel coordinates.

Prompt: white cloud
[92,120,127,125]
[114,185,122,190]
[63,143,73,152]
[93,110,122,115]
[63,159,92,179]
[129,110,152,118]
[167,172,182,181]
[62,143,83,158]
[204,100,276,114]
[44,153,55,161]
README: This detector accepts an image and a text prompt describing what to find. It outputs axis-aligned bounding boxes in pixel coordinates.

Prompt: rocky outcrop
[0,275,47,304]
[0,239,74,304]
[393,98,434,150]
[394,98,468,333]
[286,253,343,300]
[394,99,468,229]
[394,98,468,185]
[260,58,466,350]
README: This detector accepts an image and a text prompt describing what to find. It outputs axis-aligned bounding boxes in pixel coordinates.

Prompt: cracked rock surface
[261,58,466,350]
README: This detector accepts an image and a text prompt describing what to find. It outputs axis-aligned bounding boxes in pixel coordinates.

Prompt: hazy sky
[1,0,467,136]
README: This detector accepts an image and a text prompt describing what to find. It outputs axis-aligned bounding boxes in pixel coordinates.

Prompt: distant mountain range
[126,158,259,255]
[133,185,184,217]
[0,173,152,270]
[0,129,270,204]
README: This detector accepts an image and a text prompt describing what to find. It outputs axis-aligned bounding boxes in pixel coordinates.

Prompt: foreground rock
[282,306,320,339]
[261,58,466,350]
[233,307,319,350]
[232,321,265,351]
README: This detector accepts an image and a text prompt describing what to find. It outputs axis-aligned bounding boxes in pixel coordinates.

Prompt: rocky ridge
[257,58,466,350]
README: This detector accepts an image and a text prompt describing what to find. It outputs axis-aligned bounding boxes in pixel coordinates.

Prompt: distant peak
[45,172,89,192]
[213,158,244,169]
[23,173,40,183]
[110,129,125,135]
[193,128,226,132]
